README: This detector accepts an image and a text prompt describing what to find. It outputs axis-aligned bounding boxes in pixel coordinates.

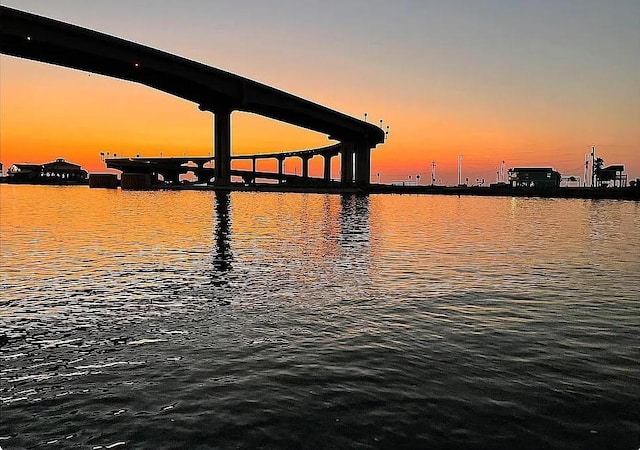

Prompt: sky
[1,0,639,184]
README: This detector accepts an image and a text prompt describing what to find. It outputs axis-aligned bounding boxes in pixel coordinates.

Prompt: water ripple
[1,187,639,449]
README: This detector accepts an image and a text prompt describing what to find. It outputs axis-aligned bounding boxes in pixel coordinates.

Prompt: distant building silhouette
[596,165,627,188]
[7,163,44,182]
[508,167,561,188]
[7,158,88,184]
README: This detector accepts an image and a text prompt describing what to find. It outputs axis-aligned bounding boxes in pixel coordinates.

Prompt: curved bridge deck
[105,142,345,186]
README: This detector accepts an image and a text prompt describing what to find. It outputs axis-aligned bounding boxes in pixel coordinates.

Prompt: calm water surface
[1,185,639,449]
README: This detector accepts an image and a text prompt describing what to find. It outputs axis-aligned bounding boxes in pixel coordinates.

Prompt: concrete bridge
[0,6,385,186]
[104,143,344,186]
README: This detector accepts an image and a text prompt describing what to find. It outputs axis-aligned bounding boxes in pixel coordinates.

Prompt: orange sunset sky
[1,1,638,184]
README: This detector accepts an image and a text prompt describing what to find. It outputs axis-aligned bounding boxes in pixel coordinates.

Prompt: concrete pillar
[277,156,284,184]
[341,143,354,184]
[214,108,232,186]
[301,155,311,178]
[323,154,332,183]
[355,143,371,186]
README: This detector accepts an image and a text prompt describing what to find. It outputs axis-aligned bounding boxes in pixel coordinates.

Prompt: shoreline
[3,179,639,200]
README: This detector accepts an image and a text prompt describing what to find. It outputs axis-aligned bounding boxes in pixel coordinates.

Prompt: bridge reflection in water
[213,192,233,277]
[210,192,371,288]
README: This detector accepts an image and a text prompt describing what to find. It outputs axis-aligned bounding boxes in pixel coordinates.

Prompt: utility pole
[584,154,589,187]
[591,145,596,188]
[431,160,436,185]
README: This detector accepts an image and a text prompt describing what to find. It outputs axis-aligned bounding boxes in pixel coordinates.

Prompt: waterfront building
[596,165,627,188]
[42,158,88,181]
[508,167,561,188]
[7,158,88,184]
[7,163,44,182]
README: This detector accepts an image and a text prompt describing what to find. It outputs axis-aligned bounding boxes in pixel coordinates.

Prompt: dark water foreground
[1,185,639,449]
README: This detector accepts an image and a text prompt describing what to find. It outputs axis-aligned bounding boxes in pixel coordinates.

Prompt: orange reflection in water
[0,186,215,299]
[2,185,638,319]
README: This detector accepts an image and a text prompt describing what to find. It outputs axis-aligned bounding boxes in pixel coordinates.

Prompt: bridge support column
[355,143,371,186]
[323,154,332,183]
[277,156,284,184]
[340,143,354,185]
[214,108,232,186]
[301,155,311,179]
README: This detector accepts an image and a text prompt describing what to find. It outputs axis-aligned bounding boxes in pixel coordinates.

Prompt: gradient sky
[1,0,638,184]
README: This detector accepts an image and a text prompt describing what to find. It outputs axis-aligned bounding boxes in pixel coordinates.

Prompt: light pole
[431,160,436,185]
[591,145,596,188]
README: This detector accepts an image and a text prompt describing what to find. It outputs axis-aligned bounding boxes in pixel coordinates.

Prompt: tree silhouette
[594,157,605,186]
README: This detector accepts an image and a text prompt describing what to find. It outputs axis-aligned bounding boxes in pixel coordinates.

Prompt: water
[1,185,639,449]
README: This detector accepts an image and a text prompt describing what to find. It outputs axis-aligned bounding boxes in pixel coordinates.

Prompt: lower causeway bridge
[105,144,347,188]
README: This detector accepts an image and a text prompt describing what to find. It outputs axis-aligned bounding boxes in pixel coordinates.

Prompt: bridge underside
[1,6,385,187]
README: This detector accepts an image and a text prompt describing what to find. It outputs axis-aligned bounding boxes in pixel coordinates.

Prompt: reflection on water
[1,185,639,449]
[213,191,232,276]
[339,194,370,247]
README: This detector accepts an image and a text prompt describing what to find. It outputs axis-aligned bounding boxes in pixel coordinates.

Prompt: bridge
[103,143,344,186]
[0,6,386,187]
